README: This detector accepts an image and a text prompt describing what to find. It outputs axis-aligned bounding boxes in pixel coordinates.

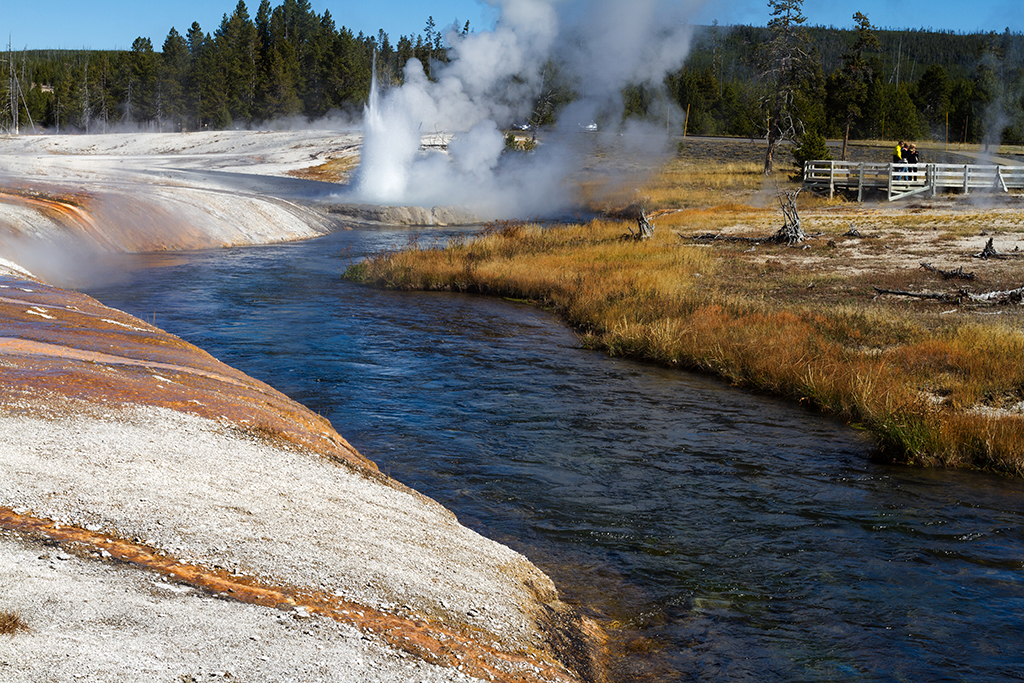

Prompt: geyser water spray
[352,0,710,219]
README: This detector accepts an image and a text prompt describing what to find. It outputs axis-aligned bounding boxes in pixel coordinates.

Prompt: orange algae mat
[0,273,373,471]
[0,506,577,683]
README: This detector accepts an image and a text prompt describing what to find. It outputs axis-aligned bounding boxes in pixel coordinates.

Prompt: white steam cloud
[350,0,709,218]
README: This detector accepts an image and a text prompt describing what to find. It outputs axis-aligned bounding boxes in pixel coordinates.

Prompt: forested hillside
[2,0,449,132]
[672,21,1024,146]
[1,0,1021,147]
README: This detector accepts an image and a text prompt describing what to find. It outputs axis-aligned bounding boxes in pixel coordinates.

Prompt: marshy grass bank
[345,155,1024,476]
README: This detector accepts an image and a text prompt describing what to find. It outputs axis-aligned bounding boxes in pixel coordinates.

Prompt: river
[82,226,1024,682]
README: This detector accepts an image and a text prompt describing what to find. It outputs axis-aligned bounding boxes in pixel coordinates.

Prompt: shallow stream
[83,227,1024,682]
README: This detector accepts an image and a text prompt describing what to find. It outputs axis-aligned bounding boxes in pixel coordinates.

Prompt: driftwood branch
[919,262,976,281]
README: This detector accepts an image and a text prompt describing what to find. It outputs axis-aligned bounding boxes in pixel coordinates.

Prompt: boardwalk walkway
[802,160,1024,201]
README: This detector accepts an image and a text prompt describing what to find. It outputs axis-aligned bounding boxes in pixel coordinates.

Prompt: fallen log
[688,232,761,244]
[873,284,1024,306]
[872,287,963,303]
[968,285,1024,305]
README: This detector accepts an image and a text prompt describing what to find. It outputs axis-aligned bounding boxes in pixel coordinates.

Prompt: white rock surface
[0,132,589,683]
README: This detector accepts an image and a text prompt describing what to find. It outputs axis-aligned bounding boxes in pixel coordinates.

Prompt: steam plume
[351,0,709,218]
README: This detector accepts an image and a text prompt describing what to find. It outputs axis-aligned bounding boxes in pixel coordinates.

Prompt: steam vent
[0,132,606,683]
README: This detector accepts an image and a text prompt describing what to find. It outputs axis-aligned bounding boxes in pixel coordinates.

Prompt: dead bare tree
[627,207,655,240]
[973,237,1007,260]
[615,199,655,241]
[768,188,806,245]
[688,188,807,246]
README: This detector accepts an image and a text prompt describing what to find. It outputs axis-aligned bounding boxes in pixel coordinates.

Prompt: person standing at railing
[906,144,920,182]
[893,141,905,181]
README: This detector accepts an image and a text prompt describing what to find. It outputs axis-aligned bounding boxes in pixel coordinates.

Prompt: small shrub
[792,131,831,173]
[503,132,536,153]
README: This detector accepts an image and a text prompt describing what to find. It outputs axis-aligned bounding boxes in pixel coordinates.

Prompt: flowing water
[83,228,1024,682]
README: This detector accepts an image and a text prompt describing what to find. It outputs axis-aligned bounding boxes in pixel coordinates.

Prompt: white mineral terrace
[0,131,599,683]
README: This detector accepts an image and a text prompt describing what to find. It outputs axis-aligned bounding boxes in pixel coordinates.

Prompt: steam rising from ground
[352,0,709,218]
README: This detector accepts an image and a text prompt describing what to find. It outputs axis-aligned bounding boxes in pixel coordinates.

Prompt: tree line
[1,0,1021,156]
[665,7,1024,156]
[2,0,453,132]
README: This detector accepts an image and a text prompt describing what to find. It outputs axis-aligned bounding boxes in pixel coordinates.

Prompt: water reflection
[83,228,1024,682]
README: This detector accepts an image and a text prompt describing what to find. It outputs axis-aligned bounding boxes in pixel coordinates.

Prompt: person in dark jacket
[906,144,920,181]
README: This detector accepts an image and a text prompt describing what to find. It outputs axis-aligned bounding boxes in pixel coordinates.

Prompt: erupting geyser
[355,58,419,204]
[351,0,711,219]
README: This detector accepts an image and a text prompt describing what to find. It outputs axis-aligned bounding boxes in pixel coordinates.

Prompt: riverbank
[345,152,1024,476]
[0,132,604,682]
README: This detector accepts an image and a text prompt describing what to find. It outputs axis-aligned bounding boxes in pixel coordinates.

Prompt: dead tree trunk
[625,204,655,241]
[769,189,806,245]
[973,237,1006,260]
[635,209,654,240]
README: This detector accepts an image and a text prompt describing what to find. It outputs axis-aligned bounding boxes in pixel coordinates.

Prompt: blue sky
[1,0,1020,51]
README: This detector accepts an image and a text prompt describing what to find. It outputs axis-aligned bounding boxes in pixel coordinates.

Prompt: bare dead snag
[630,208,654,240]
[768,189,806,246]
[617,201,654,241]
[973,237,1006,260]
[688,189,806,247]
[919,262,977,281]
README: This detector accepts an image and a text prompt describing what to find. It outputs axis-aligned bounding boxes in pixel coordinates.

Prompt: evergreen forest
[1,0,1022,148]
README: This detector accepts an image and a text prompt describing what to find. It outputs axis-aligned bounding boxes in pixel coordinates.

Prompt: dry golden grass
[642,160,766,209]
[0,610,28,635]
[345,155,1024,476]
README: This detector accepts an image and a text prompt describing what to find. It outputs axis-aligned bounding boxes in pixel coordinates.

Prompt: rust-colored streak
[0,337,260,389]
[0,507,580,683]
[0,276,375,472]
[0,184,229,253]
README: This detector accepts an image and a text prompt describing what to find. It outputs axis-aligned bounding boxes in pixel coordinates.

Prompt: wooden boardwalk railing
[802,160,1024,201]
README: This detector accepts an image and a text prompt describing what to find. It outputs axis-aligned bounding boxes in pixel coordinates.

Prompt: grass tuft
[0,610,28,635]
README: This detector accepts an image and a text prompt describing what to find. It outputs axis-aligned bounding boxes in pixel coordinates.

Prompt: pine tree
[756,0,819,174]
[827,12,880,159]
[914,64,951,136]
[216,1,259,123]
[127,37,157,125]
[160,28,189,130]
